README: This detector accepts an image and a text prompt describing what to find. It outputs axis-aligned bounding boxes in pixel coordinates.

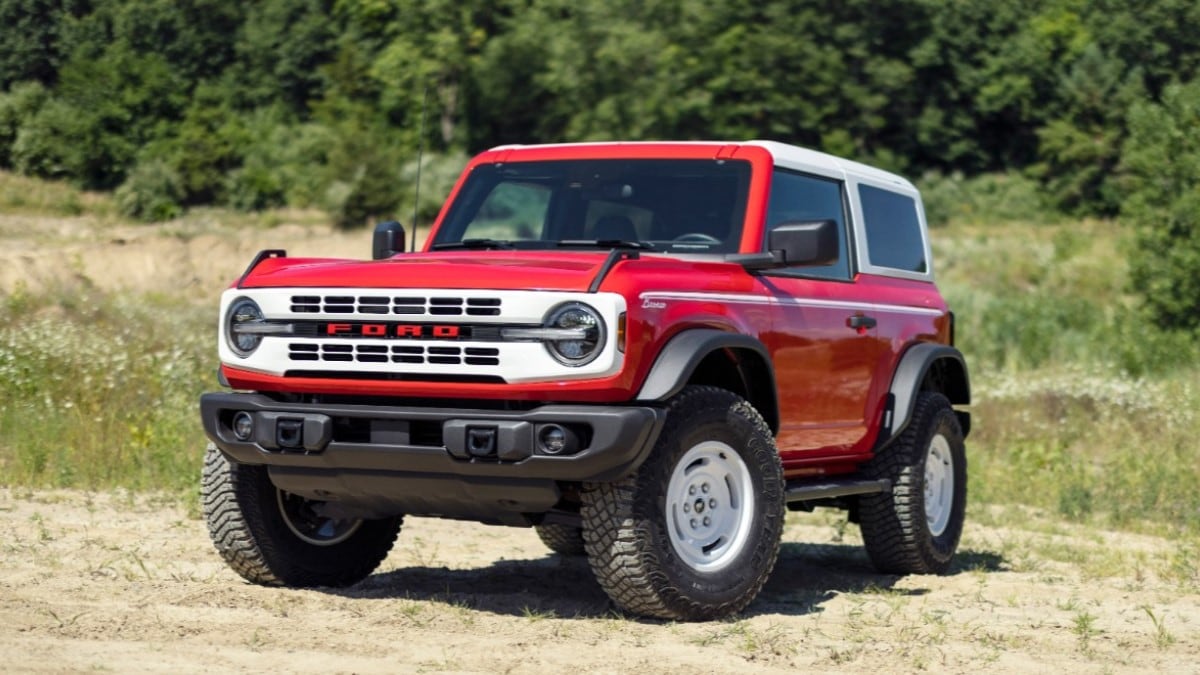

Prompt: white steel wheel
[924,434,954,537]
[664,441,755,573]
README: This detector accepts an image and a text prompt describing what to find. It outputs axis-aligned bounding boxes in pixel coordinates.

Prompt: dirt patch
[1,489,1196,673]
[0,213,398,299]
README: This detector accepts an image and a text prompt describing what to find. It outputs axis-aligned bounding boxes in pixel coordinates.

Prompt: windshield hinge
[237,249,286,289]
[588,249,640,293]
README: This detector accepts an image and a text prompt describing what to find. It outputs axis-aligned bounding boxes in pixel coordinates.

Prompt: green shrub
[156,90,250,205]
[10,98,89,181]
[919,171,1055,227]
[322,128,403,229]
[1122,78,1200,333]
[0,81,48,167]
[224,160,285,211]
[114,159,185,222]
[222,113,335,211]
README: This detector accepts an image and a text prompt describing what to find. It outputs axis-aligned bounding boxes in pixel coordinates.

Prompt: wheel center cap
[694,499,706,514]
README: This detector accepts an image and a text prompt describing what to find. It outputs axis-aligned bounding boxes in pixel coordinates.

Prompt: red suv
[200,141,970,620]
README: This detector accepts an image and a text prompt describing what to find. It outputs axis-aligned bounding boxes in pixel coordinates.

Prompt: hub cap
[277,491,363,546]
[665,441,754,573]
[924,434,955,537]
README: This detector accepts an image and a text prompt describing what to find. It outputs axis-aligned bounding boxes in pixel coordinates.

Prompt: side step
[784,478,891,504]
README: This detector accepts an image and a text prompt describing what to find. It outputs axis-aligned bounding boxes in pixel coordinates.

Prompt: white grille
[289,294,502,317]
[287,343,501,366]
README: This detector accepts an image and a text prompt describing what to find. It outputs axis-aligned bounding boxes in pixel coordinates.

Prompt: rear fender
[878,343,971,447]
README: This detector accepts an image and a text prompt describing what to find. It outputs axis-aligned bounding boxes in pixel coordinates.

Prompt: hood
[239,251,616,292]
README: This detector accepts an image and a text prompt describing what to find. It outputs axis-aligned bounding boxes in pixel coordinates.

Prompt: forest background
[0,0,1199,539]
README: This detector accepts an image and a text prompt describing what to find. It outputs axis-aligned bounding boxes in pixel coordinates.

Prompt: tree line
[1,0,1198,329]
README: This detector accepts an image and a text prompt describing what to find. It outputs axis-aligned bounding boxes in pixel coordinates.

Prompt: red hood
[239,251,615,292]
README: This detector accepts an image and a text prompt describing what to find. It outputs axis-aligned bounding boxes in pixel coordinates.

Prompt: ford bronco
[200,141,970,621]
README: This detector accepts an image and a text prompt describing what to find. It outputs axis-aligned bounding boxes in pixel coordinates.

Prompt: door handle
[847,314,876,333]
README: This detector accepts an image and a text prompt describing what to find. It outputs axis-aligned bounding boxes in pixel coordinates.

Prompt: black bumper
[200,392,666,523]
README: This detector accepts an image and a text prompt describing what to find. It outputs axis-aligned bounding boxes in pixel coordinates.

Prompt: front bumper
[200,392,665,523]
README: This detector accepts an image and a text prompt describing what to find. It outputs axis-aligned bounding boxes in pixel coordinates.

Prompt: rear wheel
[534,523,586,556]
[201,443,402,587]
[581,386,784,621]
[859,392,966,574]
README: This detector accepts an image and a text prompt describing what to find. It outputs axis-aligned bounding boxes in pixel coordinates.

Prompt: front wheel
[581,386,785,621]
[201,443,402,587]
[858,392,967,574]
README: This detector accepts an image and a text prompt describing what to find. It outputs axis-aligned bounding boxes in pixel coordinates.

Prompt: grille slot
[287,343,501,367]
[288,294,503,317]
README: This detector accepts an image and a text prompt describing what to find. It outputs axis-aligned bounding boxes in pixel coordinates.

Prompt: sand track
[1,489,1196,673]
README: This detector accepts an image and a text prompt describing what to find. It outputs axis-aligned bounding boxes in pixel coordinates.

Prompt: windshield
[431,159,752,254]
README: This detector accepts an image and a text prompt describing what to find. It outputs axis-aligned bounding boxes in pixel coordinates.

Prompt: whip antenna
[411,84,428,252]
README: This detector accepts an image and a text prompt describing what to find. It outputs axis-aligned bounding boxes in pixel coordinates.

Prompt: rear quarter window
[859,185,927,274]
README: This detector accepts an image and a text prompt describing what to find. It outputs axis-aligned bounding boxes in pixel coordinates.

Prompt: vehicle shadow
[327,542,1006,621]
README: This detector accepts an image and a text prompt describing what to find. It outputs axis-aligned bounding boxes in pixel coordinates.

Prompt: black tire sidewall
[861,392,967,574]
[231,459,400,586]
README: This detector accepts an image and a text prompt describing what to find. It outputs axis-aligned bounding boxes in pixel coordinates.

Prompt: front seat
[590,215,639,242]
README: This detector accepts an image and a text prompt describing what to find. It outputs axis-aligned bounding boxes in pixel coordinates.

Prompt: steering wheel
[672,232,722,244]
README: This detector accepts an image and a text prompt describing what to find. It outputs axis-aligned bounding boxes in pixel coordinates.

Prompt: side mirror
[768,219,838,267]
[372,220,406,259]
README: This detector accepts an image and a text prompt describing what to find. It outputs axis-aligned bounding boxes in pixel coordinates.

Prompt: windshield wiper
[430,238,515,250]
[556,239,654,250]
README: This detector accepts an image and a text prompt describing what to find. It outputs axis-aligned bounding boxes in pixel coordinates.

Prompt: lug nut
[703,517,711,526]
[683,503,691,513]
[690,519,697,528]
[689,486,696,496]
[702,483,710,494]
[709,498,717,509]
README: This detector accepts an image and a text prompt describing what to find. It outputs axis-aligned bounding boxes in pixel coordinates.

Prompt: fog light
[538,425,568,455]
[233,412,254,441]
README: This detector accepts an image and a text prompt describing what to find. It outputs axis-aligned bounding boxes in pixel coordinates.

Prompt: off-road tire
[580,386,785,621]
[201,443,402,587]
[859,392,966,574]
[534,523,587,556]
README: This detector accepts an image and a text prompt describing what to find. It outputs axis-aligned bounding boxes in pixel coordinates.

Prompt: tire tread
[201,443,402,587]
[859,392,965,575]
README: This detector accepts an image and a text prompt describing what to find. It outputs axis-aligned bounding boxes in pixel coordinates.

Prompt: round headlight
[544,302,605,366]
[226,297,265,358]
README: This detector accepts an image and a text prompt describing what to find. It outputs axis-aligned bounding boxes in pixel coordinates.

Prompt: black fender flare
[634,329,779,432]
[880,343,971,446]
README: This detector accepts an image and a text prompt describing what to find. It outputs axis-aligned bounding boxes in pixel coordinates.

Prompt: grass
[933,218,1200,537]
[0,171,115,219]
[0,173,1197,547]
[0,285,213,503]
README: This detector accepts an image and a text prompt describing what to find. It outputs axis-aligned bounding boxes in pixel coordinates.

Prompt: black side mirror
[372,221,406,259]
[769,219,838,266]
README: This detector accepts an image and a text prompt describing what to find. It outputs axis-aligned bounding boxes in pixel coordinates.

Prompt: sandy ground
[1,488,1197,674]
[0,212,376,298]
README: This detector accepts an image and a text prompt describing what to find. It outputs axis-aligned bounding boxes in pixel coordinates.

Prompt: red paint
[227,141,957,476]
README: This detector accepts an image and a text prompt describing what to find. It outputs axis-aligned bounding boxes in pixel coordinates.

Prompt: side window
[859,185,927,274]
[462,182,551,241]
[764,169,849,279]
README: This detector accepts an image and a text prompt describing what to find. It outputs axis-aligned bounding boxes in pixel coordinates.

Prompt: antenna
[411,84,428,252]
